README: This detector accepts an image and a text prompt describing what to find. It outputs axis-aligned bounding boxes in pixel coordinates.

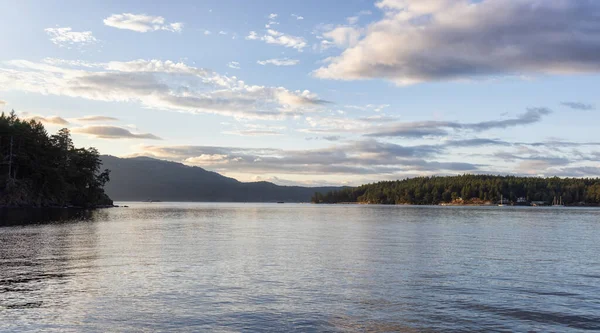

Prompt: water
[1,203,599,332]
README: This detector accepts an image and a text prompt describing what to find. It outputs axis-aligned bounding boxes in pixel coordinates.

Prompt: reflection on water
[1,203,600,332]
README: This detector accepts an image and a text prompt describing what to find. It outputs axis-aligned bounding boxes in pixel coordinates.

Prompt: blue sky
[1,0,600,186]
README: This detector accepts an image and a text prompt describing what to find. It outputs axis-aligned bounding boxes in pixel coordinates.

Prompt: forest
[312,175,600,206]
[0,111,112,208]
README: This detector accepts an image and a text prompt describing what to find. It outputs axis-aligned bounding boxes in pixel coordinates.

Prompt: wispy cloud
[72,126,161,140]
[0,58,329,120]
[74,115,119,122]
[561,102,595,111]
[291,14,304,20]
[248,29,307,51]
[227,61,240,69]
[44,27,97,48]
[103,13,183,33]
[257,58,299,66]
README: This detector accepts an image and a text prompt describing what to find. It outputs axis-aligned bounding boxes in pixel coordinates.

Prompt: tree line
[0,111,112,207]
[312,175,600,205]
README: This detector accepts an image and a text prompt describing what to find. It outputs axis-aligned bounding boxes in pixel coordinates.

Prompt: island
[312,175,600,206]
[0,111,113,208]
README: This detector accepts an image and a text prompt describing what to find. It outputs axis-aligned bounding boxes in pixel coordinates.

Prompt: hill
[100,155,341,202]
[313,175,600,206]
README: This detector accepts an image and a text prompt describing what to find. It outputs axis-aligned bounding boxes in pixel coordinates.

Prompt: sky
[1,0,600,186]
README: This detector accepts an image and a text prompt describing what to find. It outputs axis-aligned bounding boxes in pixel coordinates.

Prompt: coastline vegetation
[0,111,112,208]
[312,175,600,206]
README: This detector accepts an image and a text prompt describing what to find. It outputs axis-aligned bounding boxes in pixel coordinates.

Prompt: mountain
[100,155,341,202]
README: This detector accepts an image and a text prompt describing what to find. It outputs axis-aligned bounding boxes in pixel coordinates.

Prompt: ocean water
[1,203,599,332]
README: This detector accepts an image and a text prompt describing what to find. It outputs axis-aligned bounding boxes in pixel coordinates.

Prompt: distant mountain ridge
[100,155,341,202]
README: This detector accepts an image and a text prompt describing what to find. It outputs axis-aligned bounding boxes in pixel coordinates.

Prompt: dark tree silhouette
[0,111,112,207]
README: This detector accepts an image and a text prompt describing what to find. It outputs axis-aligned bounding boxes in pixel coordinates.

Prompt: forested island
[312,175,600,206]
[0,111,113,208]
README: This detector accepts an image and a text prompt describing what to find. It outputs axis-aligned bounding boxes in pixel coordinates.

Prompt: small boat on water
[498,194,505,207]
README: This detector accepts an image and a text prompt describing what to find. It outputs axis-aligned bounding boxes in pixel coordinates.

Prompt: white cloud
[204,30,212,35]
[257,58,300,66]
[43,58,103,68]
[228,61,240,69]
[219,31,227,35]
[315,0,600,85]
[246,31,258,40]
[103,13,183,33]
[74,115,119,122]
[322,26,362,48]
[22,115,70,126]
[248,29,307,51]
[346,16,359,25]
[44,27,97,48]
[0,58,328,120]
[268,13,278,19]
[72,125,161,139]
[292,14,304,20]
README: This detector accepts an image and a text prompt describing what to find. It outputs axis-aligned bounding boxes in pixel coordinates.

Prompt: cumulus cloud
[44,27,97,47]
[72,126,161,140]
[0,58,328,120]
[257,58,300,66]
[103,13,183,33]
[314,0,600,85]
[292,14,304,20]
[561,102,595,111]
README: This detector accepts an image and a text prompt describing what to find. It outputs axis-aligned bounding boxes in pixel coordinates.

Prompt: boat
[553,196,565,207]
[498,194,505,207]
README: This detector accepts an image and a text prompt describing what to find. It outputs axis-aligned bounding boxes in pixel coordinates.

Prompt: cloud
[561,102,595,111]
[227,61,240,69]
[133,139,469,178]
[322,26,362,48]
[72,126,161,140]
[103,13,183,33]
[365,108,552,138]
[247,29,307,51]
[257,58,300,66]
[314,0,600,85]
[43,58,103,68]
[204,30,212,35]
[0,58,328,120]
[268,13,278,19]
[219,31,227,35]
[223,130,282,137]
[292,14,304,20]
[246,31,259,40]
[74,115,119,122]
[0,100,5,106]
[24,115,70,126]
[306,135,342,142]
[44,27,97,48]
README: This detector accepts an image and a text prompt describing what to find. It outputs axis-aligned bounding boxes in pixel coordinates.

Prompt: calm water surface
[1,203,599,332]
